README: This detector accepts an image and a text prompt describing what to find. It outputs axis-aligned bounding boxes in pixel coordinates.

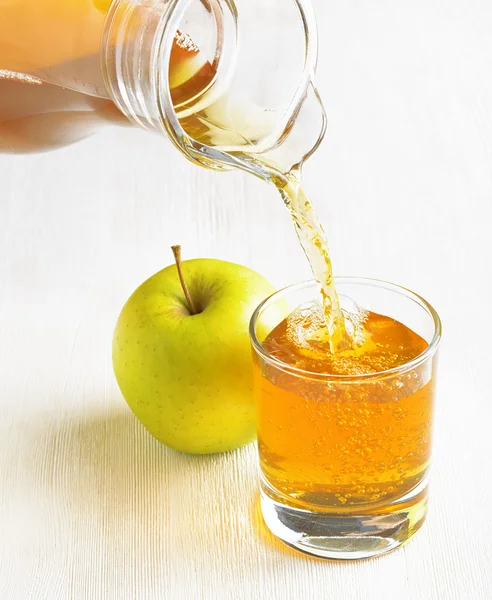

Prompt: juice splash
[277,177,352,352]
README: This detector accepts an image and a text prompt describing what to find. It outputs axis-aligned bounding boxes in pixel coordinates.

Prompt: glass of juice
[250,278,441,560]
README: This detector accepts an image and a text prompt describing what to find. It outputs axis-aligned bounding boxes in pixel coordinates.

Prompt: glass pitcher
[0,0,326,180]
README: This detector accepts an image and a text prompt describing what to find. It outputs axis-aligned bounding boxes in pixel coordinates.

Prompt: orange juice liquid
[255,305,434,512]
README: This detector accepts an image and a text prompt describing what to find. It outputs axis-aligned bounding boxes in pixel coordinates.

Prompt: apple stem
[171,245,198,315]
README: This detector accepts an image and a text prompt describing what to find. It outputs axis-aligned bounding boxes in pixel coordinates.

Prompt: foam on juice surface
[263,303,427,376]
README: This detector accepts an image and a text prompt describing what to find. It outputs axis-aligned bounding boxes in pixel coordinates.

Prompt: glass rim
[249,277,442,382]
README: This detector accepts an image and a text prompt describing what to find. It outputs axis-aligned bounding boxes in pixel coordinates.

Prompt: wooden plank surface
[1,1,491,598]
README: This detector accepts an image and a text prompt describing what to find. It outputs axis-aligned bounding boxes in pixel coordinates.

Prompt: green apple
[112,248,277,454]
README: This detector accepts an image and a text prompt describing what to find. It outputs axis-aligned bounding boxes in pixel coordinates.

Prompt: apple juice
[254,304,433,512]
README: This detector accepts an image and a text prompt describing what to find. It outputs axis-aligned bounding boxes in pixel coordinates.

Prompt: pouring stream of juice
[173,47,353,352]
[278,178,352,352]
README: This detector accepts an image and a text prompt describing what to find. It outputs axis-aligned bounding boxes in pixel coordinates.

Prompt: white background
[1,1,492,598]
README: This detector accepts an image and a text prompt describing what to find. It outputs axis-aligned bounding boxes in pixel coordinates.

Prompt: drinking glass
[250,278,441,560]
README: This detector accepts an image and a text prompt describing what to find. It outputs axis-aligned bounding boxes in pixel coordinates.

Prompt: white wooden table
[1,1,491,598]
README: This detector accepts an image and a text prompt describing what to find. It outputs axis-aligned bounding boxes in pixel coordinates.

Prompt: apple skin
[113,258,277,454]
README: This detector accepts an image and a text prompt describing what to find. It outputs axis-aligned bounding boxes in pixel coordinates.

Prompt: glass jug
[0,0,326,180]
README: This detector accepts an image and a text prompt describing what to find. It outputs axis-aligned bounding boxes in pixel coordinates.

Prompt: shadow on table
[36,401,220,508]
[250,493,328,563]
[27,403,224,586]
[20,402,332,590]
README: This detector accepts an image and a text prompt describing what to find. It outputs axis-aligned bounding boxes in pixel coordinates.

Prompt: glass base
[261,482,428,560]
